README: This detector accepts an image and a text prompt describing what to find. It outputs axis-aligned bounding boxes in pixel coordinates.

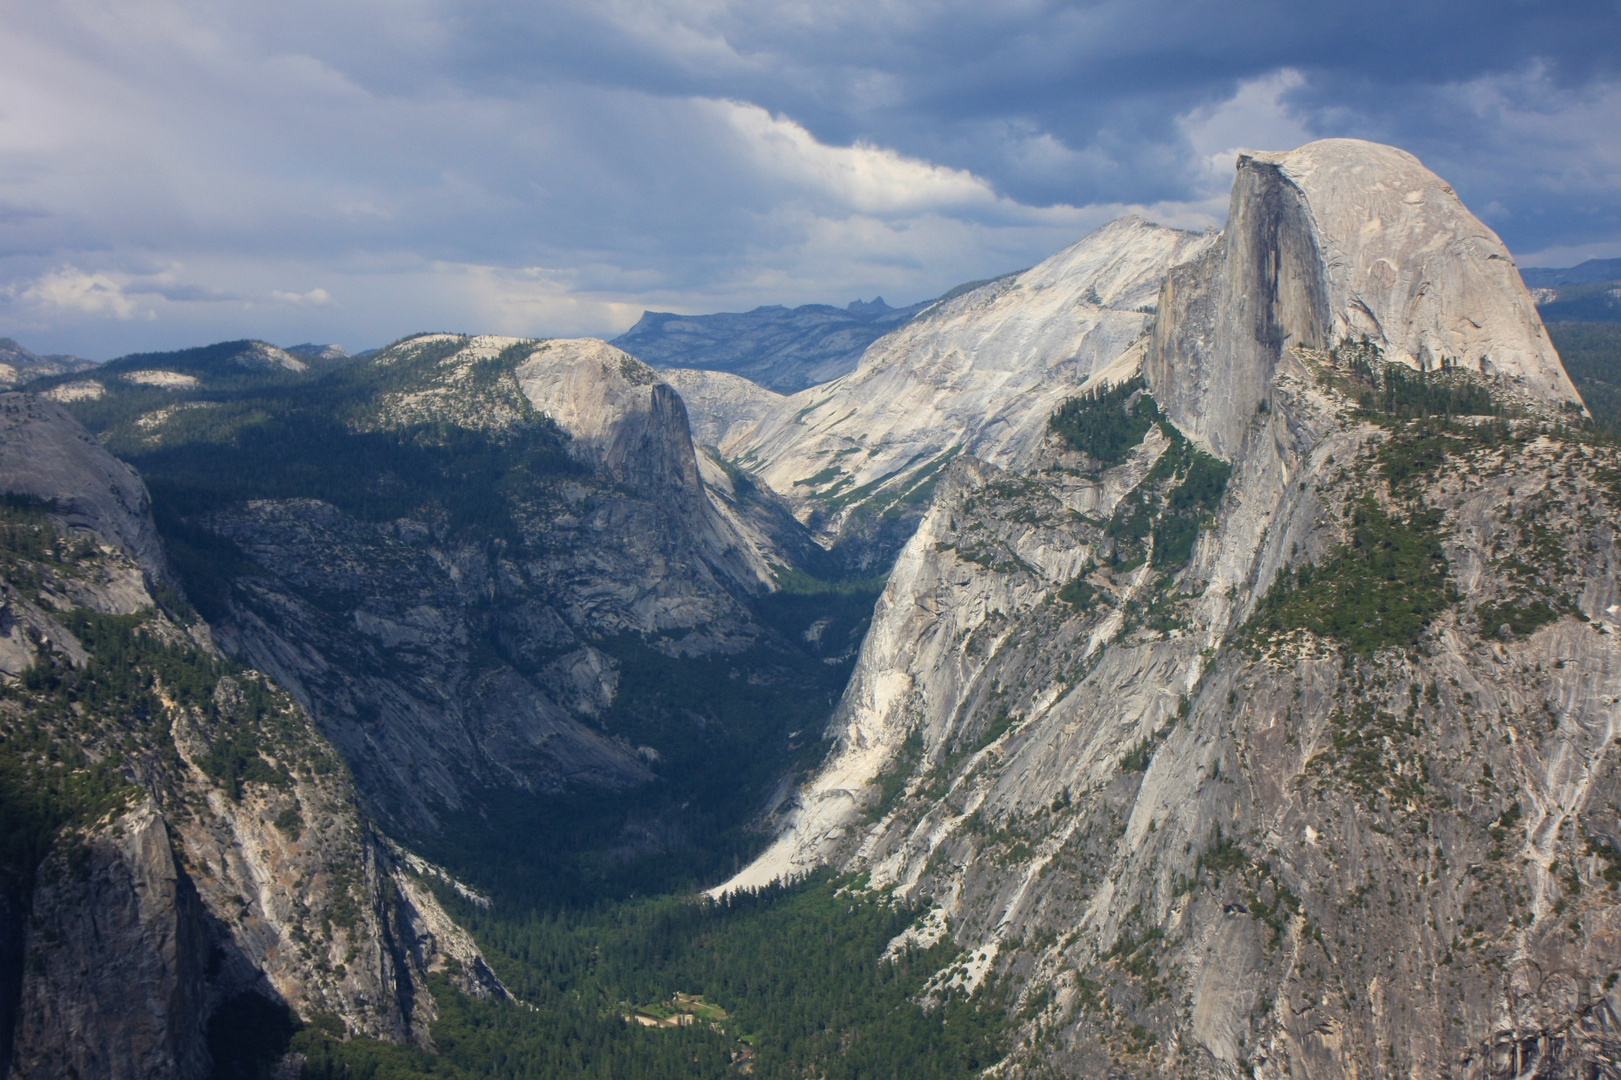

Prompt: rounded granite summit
[1244,137,1581,411]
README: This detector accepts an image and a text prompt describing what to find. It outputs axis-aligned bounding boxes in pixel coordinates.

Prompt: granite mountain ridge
[4,137,1621,1079]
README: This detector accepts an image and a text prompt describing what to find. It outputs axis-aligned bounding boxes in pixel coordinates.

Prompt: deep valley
[6,138,1621,1079]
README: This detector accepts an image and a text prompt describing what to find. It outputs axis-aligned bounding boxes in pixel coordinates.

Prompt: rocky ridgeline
[152,333,809,832]
[1,326,831,1075]
[0,394,502,1079]
[0,340,94,392]
[720,140,1621,1077]
[705,216,1215,571]
[6,136,1618,1079]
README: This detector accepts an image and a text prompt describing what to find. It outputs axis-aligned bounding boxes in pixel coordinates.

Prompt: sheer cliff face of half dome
[1149,138,1582,458]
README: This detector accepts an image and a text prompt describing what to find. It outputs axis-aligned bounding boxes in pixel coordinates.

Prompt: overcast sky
[3,0,1619,359]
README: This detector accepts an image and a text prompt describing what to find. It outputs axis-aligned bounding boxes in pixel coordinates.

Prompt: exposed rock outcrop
[1148,139,1582,458]
[658,367,786,451]
[0,395,501,1080]
[10,802,213,1080]
[723,216,1213,565]
[207,495,655,832]
[724,139,1621,1077]
[0,394,169,581]
[97,334,808,831]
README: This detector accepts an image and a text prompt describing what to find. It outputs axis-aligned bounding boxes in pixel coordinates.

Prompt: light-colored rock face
[723,139,1621,1076]
[1148,139,1581,458]
[0,393,170,582]
[42,380,104,402]
[658,367,785,450]
[231,341,307,372]
[726,217,1215,544]
[517,338,705,503]
[1258,140,1576,406]
[516,338,664,456]
[516,338,787,590]
[123,370,201,389]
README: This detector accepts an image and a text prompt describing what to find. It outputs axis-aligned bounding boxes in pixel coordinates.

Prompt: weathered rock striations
[723,216,1214,565]
[120,334,806,833]
[724,140,1621,1077]
[0,394,501,1080]
[1148,139,1582,458]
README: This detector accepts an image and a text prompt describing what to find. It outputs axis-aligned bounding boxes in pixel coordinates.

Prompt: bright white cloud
[1179,69,1315,195]
[718,101,998,214]
[12,268,142,319]
[272,288,333,305]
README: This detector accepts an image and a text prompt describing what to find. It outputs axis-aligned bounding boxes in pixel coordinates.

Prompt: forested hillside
[11,337,995,1079]
[1549,323,1621,434]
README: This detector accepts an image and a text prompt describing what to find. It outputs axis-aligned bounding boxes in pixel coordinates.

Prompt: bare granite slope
[722,139,1621,1077]
[0,394,502,1080]
[723,216,1214,564]
[0,395,169,581]
[1149,138,1582,458]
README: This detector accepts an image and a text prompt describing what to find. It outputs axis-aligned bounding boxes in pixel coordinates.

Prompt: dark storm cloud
[429,0,1621,205]
[1,0,1617,358]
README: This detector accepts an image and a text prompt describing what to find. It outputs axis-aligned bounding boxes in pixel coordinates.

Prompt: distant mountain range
[1521,258,1621,323]
[610,296,933,393]
[1520,257,1621,288]
[610,276,1015,393]
[8,138,1621,1080]
[0,338,95,389]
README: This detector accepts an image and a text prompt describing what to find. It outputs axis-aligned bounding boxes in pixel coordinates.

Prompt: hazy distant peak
[0,337,97,389]
[1520,259,1621,324]
[284,342,351,362]
[1520,257,1621,289]
[612,296,936,393]
[845,297,893,317]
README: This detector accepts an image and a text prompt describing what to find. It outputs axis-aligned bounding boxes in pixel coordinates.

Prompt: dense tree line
[279,875,1005,1080]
